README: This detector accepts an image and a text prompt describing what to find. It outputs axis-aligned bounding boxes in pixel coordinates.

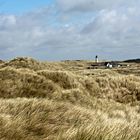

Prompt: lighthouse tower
[95,55,98,63]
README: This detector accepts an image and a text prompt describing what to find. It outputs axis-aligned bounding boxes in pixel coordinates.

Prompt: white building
[95,55,98,63]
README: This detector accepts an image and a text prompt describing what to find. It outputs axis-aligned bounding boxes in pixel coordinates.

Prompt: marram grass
[0,57,140,140]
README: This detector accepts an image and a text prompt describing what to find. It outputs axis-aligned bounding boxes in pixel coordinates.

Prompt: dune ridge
[0,57,140,140]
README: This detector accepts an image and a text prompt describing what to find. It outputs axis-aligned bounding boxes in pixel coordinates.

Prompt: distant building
[106,63,113,68]
[105,62,121,68]
[95,55,98,63]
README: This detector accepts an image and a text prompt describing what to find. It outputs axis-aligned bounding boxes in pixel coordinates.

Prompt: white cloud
[81,7,140,58]
[0,2,140,60]
[56,0,137,12]
[0,15,16,29]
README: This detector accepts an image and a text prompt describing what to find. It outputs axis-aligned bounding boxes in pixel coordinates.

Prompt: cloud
[56,0,137,12]
[80,7,140,58]
[0,14,16,30]
[0,1,140,60]
[0,8,84,60]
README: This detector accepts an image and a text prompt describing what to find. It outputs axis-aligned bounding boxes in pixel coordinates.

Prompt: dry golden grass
[0,57,140,140]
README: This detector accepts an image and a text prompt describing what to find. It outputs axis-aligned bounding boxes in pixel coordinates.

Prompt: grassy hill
[124,59,140,63]
[0,57,140,140]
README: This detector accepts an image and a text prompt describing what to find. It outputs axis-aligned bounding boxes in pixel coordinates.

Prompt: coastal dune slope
[0,57,140,140]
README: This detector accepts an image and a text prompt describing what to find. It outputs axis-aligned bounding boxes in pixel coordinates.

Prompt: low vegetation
[0,57,140,140]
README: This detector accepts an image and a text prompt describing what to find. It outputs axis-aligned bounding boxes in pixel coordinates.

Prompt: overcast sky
[0,0,140,61]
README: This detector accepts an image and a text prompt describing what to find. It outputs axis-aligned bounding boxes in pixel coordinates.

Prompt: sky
[0,0,140,61]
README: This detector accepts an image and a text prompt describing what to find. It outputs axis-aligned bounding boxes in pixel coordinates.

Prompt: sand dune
[0,57,140,140]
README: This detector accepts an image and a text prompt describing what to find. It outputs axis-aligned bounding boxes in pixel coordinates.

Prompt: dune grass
[0,57,140,139]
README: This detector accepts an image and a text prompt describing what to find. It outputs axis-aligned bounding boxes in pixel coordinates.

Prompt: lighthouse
[95,55,98,63]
